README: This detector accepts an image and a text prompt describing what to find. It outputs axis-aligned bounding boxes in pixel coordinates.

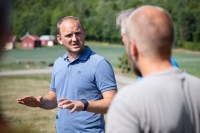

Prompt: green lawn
[0,43,125,71]
[0,74,56,133]
[0,43,200,77]
[0,44,200,133]
[172,49,200,77]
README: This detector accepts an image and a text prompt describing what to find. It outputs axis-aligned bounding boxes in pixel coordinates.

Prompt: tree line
[11,0,200,50]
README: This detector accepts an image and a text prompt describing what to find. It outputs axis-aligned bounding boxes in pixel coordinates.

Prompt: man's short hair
[116,8,135,34]
[57,16,84,35]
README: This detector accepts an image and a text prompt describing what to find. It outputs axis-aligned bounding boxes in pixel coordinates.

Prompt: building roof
[20,32,40,41]
[7,35,16,42]
[40,35,55,41]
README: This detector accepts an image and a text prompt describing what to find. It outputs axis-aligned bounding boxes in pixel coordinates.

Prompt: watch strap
[80,99,88,111]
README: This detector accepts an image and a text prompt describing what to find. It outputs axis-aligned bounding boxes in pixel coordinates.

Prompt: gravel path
[0,67,137,90]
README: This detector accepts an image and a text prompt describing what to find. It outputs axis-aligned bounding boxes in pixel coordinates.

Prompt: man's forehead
[60,20,82,30]
[61,19,80,26]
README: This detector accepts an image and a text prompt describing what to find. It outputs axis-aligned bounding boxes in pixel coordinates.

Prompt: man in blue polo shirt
[17,16,117,133]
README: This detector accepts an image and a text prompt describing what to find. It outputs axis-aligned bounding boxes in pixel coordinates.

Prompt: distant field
[0,43,200,77]
[172,49,200,77]
[0,43,125,71]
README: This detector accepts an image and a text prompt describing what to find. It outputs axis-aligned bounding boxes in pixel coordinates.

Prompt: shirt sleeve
[95,59,117,93]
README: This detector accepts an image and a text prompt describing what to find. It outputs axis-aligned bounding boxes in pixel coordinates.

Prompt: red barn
[20,33,41,49]
[40,35,55,46]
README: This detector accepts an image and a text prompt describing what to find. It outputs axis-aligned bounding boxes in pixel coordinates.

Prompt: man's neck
[139,58,172,77]
[67,47,85,62]
[67,53,79,62]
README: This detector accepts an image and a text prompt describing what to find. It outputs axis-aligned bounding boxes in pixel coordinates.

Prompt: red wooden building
[20,33,41,49]
[40,35,55,46]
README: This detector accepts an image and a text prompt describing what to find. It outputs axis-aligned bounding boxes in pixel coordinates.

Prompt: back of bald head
[126,5,174,59]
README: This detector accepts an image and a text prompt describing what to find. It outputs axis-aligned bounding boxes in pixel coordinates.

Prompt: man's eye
[66,34,72,38]
[76,32,81,35]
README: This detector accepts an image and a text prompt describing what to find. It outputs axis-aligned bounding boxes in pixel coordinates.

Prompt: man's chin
[71,47,84,54]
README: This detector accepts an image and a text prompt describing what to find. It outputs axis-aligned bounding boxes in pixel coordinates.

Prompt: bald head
[126,5,174,59]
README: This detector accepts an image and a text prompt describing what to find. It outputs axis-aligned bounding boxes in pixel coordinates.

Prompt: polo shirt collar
[78,46,91,61]
[63,46,91,61]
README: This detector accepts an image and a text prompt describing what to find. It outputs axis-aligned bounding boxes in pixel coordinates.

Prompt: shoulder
[89,51,105,62]
[87,48,111,66]
[183,72,200,85]
[52,54,66,73]
[54,54,66,64]
[115,83,143,101]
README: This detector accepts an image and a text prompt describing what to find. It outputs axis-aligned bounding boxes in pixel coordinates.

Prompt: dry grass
[0,74,57,133]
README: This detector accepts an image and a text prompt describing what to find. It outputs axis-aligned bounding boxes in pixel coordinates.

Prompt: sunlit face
[57,19,86,55]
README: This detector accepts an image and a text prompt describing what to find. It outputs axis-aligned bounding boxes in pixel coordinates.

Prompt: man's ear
[129,39,138,57]
[57,34,63,45]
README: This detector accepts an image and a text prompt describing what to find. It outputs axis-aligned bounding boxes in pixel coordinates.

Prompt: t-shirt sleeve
[95,59,117,93]
[106,88,140,133]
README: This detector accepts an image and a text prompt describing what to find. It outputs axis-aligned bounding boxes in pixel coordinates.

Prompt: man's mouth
[72,43,79,48]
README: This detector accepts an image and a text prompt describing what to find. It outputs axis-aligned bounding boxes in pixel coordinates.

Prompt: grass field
[172,48,200,77]
[0,43,200,133]
[0,74,56,133]
[0,43,126,71]
[0,43,200,77]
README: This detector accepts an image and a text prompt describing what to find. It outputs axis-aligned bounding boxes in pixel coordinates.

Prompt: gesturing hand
[17,96,43,107]
[58,98,84,114]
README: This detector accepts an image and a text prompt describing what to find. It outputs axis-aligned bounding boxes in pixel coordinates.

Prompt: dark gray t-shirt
[106,67,200,133]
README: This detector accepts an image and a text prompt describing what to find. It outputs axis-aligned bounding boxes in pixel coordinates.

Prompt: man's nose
[72,34,78,41]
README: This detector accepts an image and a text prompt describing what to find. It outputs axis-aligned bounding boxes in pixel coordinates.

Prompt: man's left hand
[58,98,84,113]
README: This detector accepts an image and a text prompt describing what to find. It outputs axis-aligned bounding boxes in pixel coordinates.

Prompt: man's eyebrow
[75,29,81,32]
[64,32,72,36]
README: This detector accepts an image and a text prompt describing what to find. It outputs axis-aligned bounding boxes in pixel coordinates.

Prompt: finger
[58,102,69,108]
[58,98,68,102]
[36,96,43,102]
[58,100,71,107]
[17,96,35,101]
[64,103,74,109]
[17,98,30,103]
[70,107,76,114]
[17,101,25,104]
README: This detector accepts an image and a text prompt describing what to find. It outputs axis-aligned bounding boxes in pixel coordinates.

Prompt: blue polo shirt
[50,46,117,133]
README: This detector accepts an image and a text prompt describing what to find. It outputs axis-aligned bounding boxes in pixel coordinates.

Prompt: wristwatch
[80,99,89,111]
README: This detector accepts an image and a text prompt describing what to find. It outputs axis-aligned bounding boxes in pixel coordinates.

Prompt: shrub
[182,42,200,51]
[118,52,131,73]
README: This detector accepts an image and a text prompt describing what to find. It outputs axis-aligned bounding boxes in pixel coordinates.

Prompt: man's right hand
[17,96,43,107]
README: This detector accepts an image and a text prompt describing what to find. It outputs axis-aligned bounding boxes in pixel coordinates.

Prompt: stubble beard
[127,50,142,77]
[67,43,85,55]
